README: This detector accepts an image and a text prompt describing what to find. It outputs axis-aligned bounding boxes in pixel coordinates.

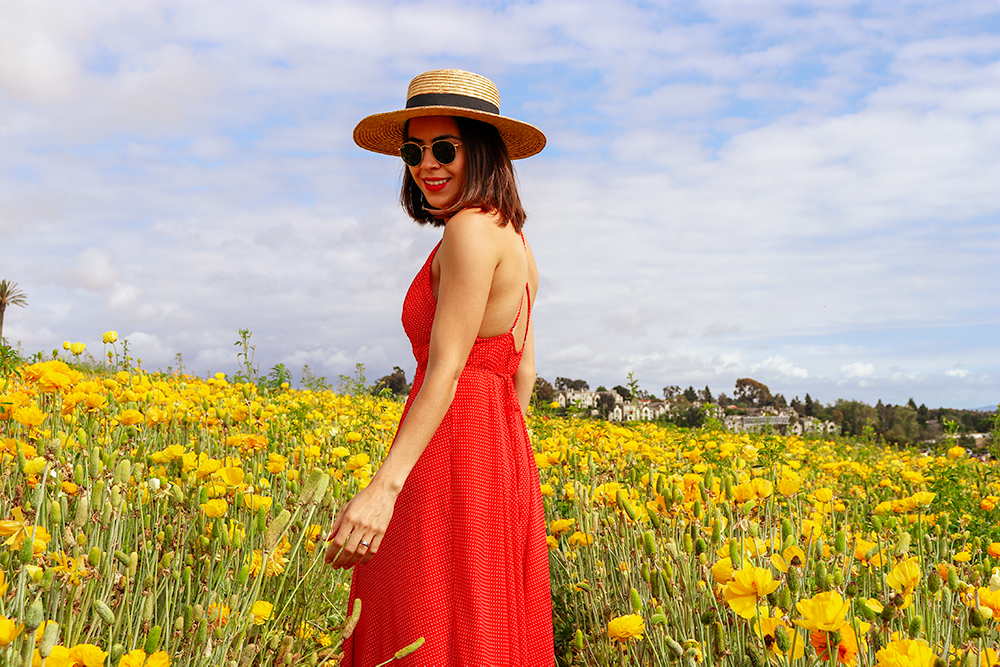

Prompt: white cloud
[74,248,117,291]
[841,362,876,379]
[946,369,970,378]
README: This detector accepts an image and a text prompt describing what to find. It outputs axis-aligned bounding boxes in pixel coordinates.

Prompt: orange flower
[811,622,866,666]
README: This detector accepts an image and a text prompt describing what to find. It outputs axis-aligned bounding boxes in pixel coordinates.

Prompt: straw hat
[353,69,546,160]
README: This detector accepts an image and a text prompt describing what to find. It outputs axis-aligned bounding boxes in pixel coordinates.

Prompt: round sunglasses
[399,140,463,167]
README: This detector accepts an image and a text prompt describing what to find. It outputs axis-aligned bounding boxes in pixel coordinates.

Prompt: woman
[325,69,554,665]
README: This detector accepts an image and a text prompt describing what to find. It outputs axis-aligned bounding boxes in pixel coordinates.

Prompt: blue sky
[2,0,998,409]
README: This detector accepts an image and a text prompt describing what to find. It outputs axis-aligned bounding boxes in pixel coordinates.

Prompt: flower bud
[341,600,362,641]
[39,621,60,657]
[113,459,131,486]
[711,621,725,657]
[630,587,643,613]
[94,600,115,624]
[143,593,155,622]
[394,637,425,660]
[947,565,959,591]
[642,530,657,557]
[774,625,791,653]
[18,535,34,564]
[908,614,923,638]
[574,629,584,651]
[264,509,292,551]
[25,597,44,631]
[787,568,800,595]
[74,495,90,528]
[144,625,162,654]
[89,447,102,480]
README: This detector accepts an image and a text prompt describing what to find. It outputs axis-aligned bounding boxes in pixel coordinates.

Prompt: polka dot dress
[342,240,554,666]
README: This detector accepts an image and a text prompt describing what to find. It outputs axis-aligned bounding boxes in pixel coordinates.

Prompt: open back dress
[342,238,554,666]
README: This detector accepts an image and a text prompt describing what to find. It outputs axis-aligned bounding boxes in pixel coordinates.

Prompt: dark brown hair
[400,116,527,232]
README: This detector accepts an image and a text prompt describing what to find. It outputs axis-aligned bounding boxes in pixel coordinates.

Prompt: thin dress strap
[519,231,531,350]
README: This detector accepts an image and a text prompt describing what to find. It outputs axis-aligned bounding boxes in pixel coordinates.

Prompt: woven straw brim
[353,106,546,160]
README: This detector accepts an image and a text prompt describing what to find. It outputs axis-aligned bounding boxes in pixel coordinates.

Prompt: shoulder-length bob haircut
[400,116,527,232]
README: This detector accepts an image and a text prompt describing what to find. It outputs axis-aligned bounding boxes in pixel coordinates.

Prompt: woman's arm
[513,317,535,416]
[325,212,500,569]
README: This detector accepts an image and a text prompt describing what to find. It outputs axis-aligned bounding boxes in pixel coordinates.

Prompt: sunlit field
[1,342,998,666]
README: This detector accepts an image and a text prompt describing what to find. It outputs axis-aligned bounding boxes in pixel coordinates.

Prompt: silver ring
[360,540,370,547]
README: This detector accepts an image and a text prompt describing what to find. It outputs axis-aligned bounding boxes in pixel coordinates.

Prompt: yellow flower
[874,638,936,667]
[814,487,833,503]
[102,331,118,344]
[23,456,47,476]
[711,557,735,585]
[13,405,46,428]
[118,409,145,426]
[0,616,23,646]
[794,591,850,632]
[771,545,806,573]
[754,609,805,661]
[265,453,287,474]
[911,491,935,507]
[607,614,644,643]
[724,565,779,619]
[777,475,801,496]
[200,499,228,518]
[549,518,576,536]
[32,645,72,667]
[244,494,273,512]
[887,557,920,607]
[69,342,86,355]
[988,542,1000,559]
[68,644,109,667]
[250,601,273,625]
[954,551,972,563]
[947,445,966,459]
[0,507,30,548]
[568,531,594,548]
[118,649,170,667]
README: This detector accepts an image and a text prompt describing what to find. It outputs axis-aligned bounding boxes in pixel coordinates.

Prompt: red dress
[342,239,554,666]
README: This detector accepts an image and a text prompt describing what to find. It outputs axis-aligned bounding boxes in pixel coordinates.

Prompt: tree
[533,377,555,406]
[372,366,410,397]
[596,391,617,418]
[734,378,772,407]
[662,385,680,400]
[0,280,28,347]
[804,393,816,417]
[683,386,698,402]
[698,385,714,403]
[835,400,878,438]
[612,385,632,401]
[882,404,920,445]
[555,377,589,391]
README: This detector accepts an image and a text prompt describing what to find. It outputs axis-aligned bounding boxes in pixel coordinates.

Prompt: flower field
[1,348,999,666]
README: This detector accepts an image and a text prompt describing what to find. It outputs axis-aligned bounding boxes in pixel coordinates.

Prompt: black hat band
[406,93,500,115]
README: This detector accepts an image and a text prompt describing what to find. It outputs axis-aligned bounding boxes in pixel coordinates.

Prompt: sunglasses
[399,140,463,167]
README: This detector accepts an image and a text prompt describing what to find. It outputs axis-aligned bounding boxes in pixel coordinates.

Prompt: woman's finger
[358,532,384,565]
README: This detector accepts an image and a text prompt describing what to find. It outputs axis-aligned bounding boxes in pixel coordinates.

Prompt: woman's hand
[324,480,397,569]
